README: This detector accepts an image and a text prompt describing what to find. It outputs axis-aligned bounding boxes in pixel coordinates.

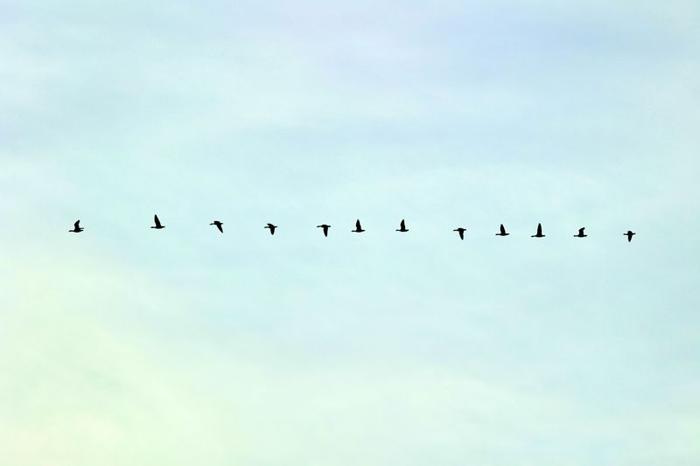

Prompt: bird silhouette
[210,220,224,233]
[624,230,636,242]
[151,215,165,229]
[265,223,277,235]
[69,220,84,233]
[453,227,467,240]
[574,227,587,238]
[396,219,409,232]
[496,224,510,236]
[317,224,331,237]
[531,223,545,238]
[352,219,365,233]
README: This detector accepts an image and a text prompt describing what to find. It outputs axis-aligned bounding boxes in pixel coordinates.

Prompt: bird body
[453,227,467,240]
[265,223,277,235]
[396,219,409,232]
[317,224,331,237]
[69,220,84,233]
[210,220,224,233]
[625,230,636,242]
[574,227,587,238]
[352,219,365,233]
[531,223,545,238]
[151,215,165,229]
[496,224,510,236]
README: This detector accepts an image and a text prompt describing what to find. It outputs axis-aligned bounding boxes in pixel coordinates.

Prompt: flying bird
[69,220,84,233]
[352,219,365,233]
[624,230,636,242]
[151,215,165,229]
[496,224,510,236]
[453,227,467,240]
[265,223,277,235]
[396,219,409,232]
[317,224,331,237]
[210,220,224,233]
[574,227,587,238]
[531,223,545,238]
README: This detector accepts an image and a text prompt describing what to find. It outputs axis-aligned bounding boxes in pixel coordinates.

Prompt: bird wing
[537,223,542,235]
[356,220,361,229]
[500,224,506,234]
[74,220,80,229]
[216,223,223,233]
[154,215,161,227]
[459,230,464,239]
[400,219,406,229]
[579,227,585,235]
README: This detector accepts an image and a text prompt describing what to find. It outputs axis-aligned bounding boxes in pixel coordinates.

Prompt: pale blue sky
[1,1,699,465]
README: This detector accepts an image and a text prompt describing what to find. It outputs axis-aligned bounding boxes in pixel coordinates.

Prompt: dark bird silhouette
[531,223,545,238]
[210,220,224,233]
[265,223,277,235]
[352,219,365,233]
[624,230,636,242]
[453,227,467,240]
[396,219,409,232]
[574,227,587,238]
[317,224,331,237]
[151,215,165,229]
[496,224,510,236]
[69,220,84,233]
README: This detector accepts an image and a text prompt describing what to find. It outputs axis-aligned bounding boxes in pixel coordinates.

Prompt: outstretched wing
[154,215,162,227]
[459,229,464,240]
[74,220,81,229]
[537,223,542,235]
[216,223,223,233]
[400,219,406,229]
[579,227,585,235]
[356,219,362,230]
[500,224,506,235]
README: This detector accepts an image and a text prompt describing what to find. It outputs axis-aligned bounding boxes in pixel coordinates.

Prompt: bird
[69,220,84,233]
[352,219,365,233]
[453,227,467,240]
[210,220,224,233]
[574,227,587,238]
[151,215,165,229]
[624,230,636,242]
[396,219,409,232]
[265,223,277,235]
[496,224,510,236]
[531,223,545,238]
[317,224,331,237]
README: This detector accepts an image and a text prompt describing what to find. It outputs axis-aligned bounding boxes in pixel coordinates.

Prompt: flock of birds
[68,216,638,242]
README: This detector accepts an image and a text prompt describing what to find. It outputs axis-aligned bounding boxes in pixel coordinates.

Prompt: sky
[1,0,699,465]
